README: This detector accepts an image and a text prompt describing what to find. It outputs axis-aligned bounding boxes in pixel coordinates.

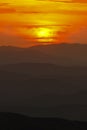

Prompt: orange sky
[0,0,87,47]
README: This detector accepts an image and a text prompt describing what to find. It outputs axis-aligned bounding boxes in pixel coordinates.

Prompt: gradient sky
[0,0,87,47]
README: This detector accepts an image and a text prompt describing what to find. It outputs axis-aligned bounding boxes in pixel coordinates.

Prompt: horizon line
[0,42,86,49]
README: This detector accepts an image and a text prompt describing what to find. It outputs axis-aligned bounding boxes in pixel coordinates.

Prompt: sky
[0,0,87,47]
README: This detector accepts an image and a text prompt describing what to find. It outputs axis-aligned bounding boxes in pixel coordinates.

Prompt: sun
[36,27,51,38]
[34,27,55,43]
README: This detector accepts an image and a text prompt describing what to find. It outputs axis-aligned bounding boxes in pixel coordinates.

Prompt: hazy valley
[0,44,87,121]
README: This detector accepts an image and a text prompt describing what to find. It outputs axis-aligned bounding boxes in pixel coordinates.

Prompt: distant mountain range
[0,43,87,66]
[0,43,87,122]
[0,62,87,121]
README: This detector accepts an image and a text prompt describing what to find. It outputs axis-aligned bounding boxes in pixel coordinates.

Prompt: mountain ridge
[0,43,87,66]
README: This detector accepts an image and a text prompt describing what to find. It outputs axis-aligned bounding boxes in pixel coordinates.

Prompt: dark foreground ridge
[0,112,87,130]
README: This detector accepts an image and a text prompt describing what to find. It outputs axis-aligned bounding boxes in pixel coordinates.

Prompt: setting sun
[37,28,51,38]
[35,27,54,42]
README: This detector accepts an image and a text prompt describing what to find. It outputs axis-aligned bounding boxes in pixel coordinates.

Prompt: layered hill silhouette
[0,43,87,66]
[0,44,87,122]
[1,62,87,78]
[0,62,87,121]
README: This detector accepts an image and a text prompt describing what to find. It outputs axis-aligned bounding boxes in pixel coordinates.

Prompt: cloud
[38,0,72,2]
[73,0,87,3]
[69,27,87,44]
[0,3,16,13]
[0,0,87,15]
[0,7,16,13]
[0,32,31,47]
[0,3,8,6]
[38,0,87,3]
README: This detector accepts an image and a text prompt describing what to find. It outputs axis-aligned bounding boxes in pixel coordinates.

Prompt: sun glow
[0,0,87,47]
[36,28,52,38]
[35,27,55,42]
